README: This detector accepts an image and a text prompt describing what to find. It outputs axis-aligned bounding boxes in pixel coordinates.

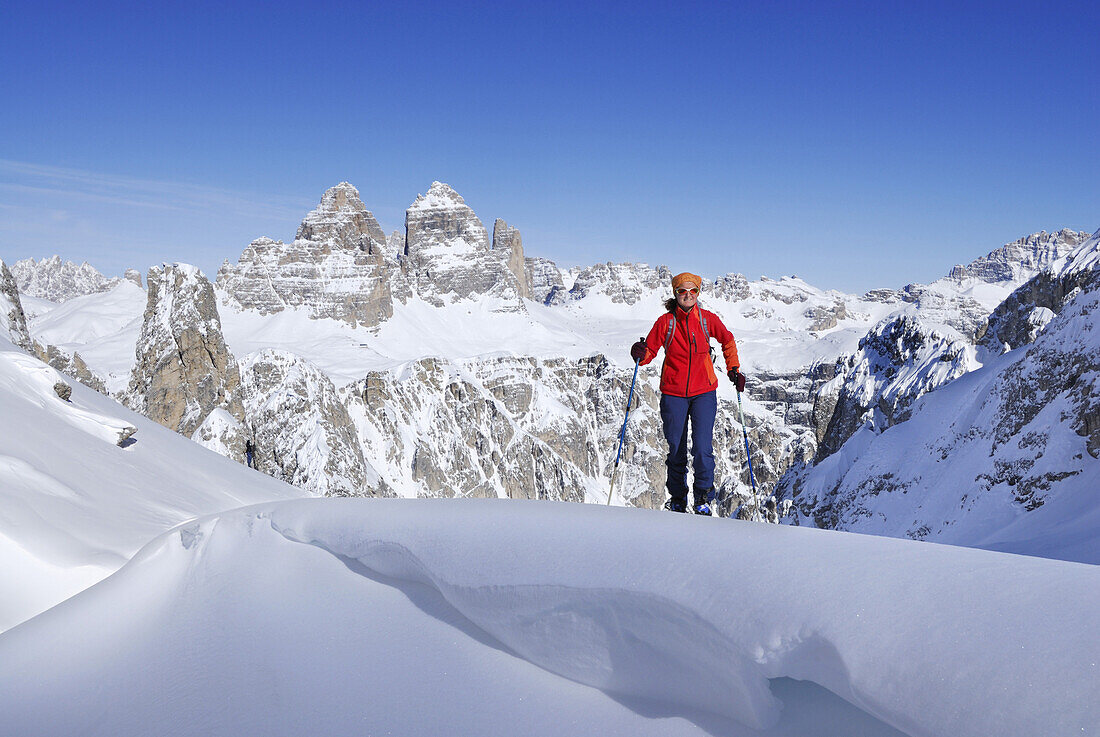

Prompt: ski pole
[607,356,641,506]
[735,387,760,520]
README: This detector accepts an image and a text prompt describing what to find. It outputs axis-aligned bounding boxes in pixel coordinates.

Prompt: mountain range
[2,181,1096,565]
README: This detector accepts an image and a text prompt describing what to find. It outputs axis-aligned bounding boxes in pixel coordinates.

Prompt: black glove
[728,367,746,392]
[630,339,647,363]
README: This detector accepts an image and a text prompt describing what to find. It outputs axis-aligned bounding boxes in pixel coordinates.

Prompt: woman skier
[631,272,745,514]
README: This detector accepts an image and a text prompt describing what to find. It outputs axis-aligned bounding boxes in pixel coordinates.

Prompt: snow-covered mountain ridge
[783,230,1100,561]
[2,185,1097,734]
[5,182,1095,561]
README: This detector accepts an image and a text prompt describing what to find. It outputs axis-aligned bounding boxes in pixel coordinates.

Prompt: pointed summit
[404,181,490,259]
[218,182,395,328]
[296,182,387,252]
[408,181,470,213]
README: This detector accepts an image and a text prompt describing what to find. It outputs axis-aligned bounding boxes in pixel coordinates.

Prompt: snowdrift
[0,337,304,631]
[2,498,1095,737]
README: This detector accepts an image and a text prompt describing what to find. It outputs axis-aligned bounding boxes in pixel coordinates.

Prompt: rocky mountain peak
[948,228,1091,286]
[408,181,471,213]
[977,228,1100,355]
[295,181,388,253]
[405,181,490,256]
[812,314,974,463]
[10,256,122,303]
[124,263,245,438]
[402,182,526,306]
[217,184,395,327]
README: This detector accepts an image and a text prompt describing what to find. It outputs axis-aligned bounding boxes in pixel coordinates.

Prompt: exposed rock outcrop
[947,229,1091,285]
[525,257,567,305]
[0,260,32,351]
[567,262,671,304]
[191,407,250,465]
[784,245,1100,538]
[30,342,108,394]
[978,230,1100,354]
[493,219,530,299]
[241,349,380,497]
[124,264,245,437]
[341,352,800,516]
[812,315,975,463]
[217,182,393,327]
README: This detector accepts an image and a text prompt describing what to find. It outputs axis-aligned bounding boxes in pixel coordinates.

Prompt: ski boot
[692,488,715,516]
[663,498,687,513]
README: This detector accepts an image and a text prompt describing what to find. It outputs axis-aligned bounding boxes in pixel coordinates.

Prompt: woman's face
[675,283,699,310]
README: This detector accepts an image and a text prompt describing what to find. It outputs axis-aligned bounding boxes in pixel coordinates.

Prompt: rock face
[344,354,660,503]
[124,264,245,437]
[241,349,380,497]
[217,182,394,327]
[339,352,799,517]
[567,263,671,304]
[978,232,1100,355]
[784,231,1100,541]
[811,315,976,462]
[191,407,250,465]
[402,182,528,306]
[947,229,1091,285]
[0,260,32,350]
[493,219,530,299]
[10,256,121,302]
[525,257,567,305]
[30,342,108,394]
[3,258,110,392]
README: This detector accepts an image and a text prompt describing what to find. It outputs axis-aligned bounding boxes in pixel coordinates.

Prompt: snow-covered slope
[1,498,1095,737]
[786,231,1100,562]
[0,335,305,631]
[26,280,146,393]
[8,180,1092,552]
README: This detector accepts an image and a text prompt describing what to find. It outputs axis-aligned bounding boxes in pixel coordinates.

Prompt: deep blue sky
[2,0,1096,293]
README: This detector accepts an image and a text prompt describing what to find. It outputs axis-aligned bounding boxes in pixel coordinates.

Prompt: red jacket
[639,306,740,397]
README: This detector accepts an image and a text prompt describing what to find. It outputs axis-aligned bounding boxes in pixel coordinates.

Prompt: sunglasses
[676,287,698,295]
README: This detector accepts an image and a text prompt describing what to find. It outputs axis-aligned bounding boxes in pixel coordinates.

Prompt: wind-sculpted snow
[1,498,1094,736]
[0,336,304,631]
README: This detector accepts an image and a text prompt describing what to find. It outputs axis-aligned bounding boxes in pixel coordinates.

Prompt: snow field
[0,336,305,631]
[2,497,1094,737]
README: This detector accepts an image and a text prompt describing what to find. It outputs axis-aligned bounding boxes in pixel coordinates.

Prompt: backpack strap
[664,310,711,352]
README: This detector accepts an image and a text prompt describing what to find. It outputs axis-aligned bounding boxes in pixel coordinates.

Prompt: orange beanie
[671,272,702,292]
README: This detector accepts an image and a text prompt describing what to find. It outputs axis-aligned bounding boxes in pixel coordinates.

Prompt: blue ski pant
[659,390,717,502]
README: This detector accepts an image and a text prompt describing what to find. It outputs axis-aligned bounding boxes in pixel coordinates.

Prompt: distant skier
[631,272,744,514]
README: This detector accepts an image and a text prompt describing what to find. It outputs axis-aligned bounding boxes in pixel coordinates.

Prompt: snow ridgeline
[3,498,1095,737]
